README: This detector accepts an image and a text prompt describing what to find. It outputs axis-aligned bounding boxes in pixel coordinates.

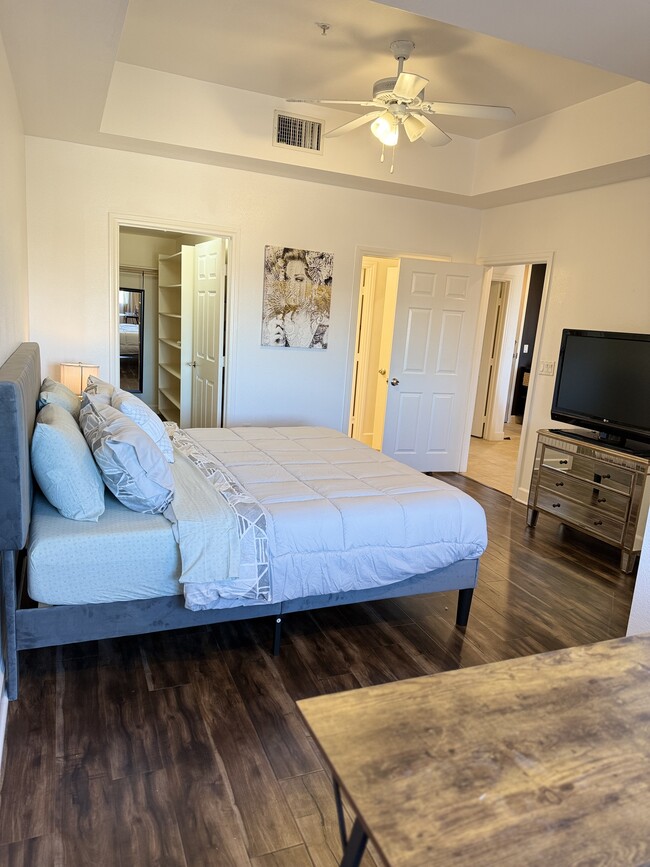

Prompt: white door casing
[382,259,486,472]
[191,238,227,427]
[471,280,508,439]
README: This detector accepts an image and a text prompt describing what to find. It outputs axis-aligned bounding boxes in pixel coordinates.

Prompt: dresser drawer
[541,447,634,495]
[538,467,630,520]
[536,488,625,544]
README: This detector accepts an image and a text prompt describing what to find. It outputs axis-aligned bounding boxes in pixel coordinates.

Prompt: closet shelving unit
[157,246,194,425]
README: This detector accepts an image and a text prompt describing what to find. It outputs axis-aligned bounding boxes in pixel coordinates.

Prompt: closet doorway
[111,218,234,428]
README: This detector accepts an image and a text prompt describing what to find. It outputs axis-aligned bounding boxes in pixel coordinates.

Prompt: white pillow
[38,377,81,420]
[80,396,174,515]
[111,390,174,463]
[31,403,105,521]
[84,374,115,406]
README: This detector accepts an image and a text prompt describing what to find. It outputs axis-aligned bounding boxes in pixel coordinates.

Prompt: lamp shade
[60,362,100,396]
[371,111,399,147]
[403,114,427,142]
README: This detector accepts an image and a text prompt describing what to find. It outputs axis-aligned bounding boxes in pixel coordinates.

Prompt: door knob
[378,368,386,376]
[186,361,197,367]
[390,377,399,386]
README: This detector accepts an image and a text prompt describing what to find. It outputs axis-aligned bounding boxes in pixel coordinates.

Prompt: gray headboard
[0,342,40,551]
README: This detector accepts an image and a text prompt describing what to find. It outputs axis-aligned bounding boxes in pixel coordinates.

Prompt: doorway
[113,221,231,428]
[464,260,550,497]
[349,256,399,448]
[349,252,486,472]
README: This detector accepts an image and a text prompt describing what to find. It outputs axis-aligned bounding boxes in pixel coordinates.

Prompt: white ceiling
[115,0,632,139]
[0,0,647,204]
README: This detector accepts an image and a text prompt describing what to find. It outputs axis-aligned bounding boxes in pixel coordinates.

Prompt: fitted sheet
[28,489,182,605]
[186,426,488,603]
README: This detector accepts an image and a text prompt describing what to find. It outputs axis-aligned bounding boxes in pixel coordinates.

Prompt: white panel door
[382,259,485,471]
[191,238,227,427]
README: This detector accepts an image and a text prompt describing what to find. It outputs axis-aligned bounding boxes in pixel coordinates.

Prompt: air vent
[273,111,323,153]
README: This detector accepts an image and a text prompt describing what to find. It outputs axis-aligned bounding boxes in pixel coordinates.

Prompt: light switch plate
[539,360,555,375]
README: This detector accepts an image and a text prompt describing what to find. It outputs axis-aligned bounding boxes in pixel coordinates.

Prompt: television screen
[551,329,650,446]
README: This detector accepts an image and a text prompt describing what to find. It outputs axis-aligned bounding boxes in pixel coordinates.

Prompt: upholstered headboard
[0,343,40,551]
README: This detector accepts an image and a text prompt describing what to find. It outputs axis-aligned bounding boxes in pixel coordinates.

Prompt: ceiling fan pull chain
[390,146,395,174]
[380,143,385,163]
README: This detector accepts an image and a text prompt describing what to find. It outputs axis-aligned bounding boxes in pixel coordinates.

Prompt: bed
[0,343,487,700]
[119,322,140,356]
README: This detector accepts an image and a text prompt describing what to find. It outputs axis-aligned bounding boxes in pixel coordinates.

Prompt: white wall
[627,519,650,634]
[0,27,29,762]
[0,29,29,364]
[25,136,482,431]
[478,178,650,502]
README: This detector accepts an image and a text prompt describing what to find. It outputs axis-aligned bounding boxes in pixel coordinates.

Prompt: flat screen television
[551,329,650,449]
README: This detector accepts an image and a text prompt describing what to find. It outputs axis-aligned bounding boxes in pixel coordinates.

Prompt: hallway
[463,422,522,496]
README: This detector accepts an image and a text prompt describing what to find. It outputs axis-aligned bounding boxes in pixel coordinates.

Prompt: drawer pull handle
[593,520,603,526]
[559,460,568,465]
[552,502,561,508]
[555,481,564,487]
[602,474,611,479]
[597,497,606,503]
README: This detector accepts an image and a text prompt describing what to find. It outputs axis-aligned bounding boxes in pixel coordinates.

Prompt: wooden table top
[297,634,650,867]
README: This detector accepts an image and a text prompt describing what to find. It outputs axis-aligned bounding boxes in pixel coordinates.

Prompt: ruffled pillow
[111,390,174,463]
[79,396,174,515]
[83,374,115,406]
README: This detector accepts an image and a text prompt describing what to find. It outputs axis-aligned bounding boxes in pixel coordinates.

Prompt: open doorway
[114,222,231,428]
[349,256,399,448]
[348,252,486,473]
[464,261,549,497]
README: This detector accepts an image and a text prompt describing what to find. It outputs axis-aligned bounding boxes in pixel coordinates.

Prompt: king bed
[0,343,487,700]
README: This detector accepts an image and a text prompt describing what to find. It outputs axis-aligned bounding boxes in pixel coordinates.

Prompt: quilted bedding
[181,425,488,605]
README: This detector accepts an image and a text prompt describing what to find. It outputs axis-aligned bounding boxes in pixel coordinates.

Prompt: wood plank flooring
[0,476,635,866]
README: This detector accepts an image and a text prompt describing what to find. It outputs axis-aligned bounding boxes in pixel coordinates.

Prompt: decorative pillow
[80,396,174,514]
[31,403,105,521]
[111,390,174,463]
[84,374,115,406]
[38,376,81,420]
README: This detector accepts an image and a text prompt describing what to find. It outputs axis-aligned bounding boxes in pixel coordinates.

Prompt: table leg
[333,779,347,849]
[340,818,368,867]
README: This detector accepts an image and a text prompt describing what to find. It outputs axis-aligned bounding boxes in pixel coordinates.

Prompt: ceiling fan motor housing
[373,77,424,107]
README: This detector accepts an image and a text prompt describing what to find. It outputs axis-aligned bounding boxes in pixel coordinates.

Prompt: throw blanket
[164,424,270,610]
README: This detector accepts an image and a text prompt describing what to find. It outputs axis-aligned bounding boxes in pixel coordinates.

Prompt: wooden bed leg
[456,588,473,628]
[272,616,283,656]
[1,550,19,700]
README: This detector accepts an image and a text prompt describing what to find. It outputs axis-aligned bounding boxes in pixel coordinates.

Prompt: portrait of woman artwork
[261,246,333,349]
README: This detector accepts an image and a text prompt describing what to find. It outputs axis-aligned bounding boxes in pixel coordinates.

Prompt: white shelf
[159,362,181,379]
[159,386,181,410]
[159,337,181,349]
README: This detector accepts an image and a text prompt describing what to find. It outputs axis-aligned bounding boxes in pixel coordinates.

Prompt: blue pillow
[80,396,174,515]
[38,377,81,420]
[31,404,105,521]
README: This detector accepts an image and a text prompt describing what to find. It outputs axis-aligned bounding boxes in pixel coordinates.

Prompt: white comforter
[182,426,487,604]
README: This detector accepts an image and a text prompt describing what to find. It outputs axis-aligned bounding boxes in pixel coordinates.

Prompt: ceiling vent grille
[273,111,323,153]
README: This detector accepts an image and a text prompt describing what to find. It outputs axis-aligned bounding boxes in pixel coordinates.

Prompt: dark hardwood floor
[0,476,636,866]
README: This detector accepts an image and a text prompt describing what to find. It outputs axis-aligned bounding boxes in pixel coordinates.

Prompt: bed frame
[0,343,478,700]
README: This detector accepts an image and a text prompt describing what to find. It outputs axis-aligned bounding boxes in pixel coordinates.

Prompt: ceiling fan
[288,40,515,151]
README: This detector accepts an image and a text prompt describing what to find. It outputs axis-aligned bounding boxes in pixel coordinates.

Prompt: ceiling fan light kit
[287,39,515,170]
[371,111,399,146]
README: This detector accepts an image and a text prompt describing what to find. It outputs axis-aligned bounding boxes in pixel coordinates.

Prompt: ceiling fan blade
[392,72,429,101]
[421,101,515,120]
[325,111,382,138]
[287,99,377,107]
[416,114,452,147]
